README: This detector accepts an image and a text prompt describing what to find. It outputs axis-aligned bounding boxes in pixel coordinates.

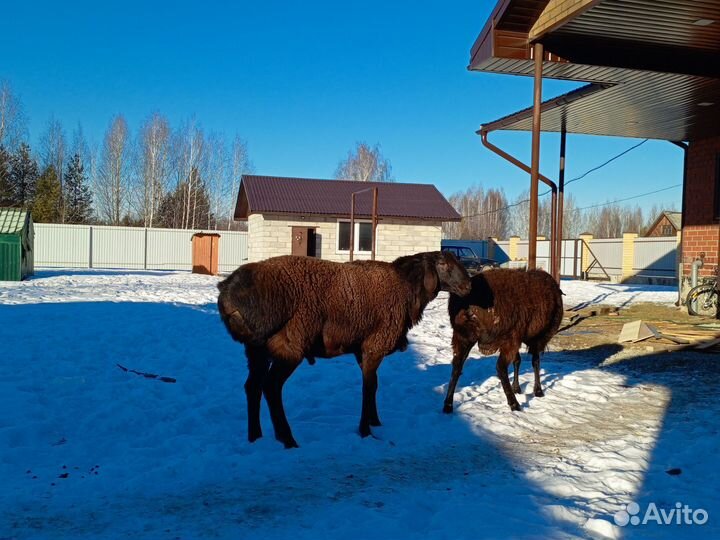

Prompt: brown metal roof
[234,175,461,222]
[471,0,720,141]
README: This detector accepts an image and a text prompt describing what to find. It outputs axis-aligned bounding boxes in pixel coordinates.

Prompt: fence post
[579,233,593,278]
[509,236,520,260]
[89,226,93,269]
[622,232,638,282]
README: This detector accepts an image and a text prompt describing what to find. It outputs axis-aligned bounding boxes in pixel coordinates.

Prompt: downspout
[556,120,567,284]
[479,130,558,275]
[670,140,688,305]
[691,255,704,289]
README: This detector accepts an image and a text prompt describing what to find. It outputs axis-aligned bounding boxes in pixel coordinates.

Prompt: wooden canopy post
[350,192,356,261]
[529,42,544,270]
[371,187,378,260]
[349,187,379,261]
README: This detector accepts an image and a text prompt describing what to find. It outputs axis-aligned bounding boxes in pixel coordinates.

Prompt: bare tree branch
[335,142,392,182]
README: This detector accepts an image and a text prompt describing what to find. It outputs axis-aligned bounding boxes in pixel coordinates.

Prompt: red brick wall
[682,225,719,277]
[682,136,720,277]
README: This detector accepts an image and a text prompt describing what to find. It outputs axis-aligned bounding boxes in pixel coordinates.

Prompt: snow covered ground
[0,270,716,539]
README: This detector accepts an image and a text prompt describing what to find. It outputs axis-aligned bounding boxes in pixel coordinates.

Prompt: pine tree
[8,142,39,207]
[63,153,93,223]
[0,146,11,206]
[33,166,62,222]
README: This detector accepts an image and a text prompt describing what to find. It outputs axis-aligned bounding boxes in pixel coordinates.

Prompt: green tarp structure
[0,208,34,281]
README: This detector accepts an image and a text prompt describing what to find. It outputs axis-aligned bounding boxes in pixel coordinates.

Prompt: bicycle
[686,267,719,317]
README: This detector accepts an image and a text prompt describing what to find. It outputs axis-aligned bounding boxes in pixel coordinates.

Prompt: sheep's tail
[217,272,255,342]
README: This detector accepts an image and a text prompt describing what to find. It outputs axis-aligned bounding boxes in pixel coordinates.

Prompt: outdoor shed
[234,175,461,263]
[191,232,220,275]
[0,208,34,281]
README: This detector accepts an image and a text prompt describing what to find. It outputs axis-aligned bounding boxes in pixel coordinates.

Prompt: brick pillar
[509,236,520,260]
[622,232,638,281]
[676,230,683,276]
[579,233,593,276]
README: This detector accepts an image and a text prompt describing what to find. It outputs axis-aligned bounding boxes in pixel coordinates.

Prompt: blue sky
[0,0,683,209]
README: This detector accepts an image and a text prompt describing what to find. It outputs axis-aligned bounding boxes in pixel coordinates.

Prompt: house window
[661,225,672,236]
[337,220,374,253]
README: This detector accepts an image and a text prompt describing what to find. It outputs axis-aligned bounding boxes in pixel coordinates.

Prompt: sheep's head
[433,251,471,297]
[393,251,472,300]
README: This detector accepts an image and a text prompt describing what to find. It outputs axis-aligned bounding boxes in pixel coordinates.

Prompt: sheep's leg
[359,355,383,437]
[263,358,301,449]
[531,349,544,397]
[245,345,270,443]
[512,352,522,395]
[497,349,521,411]
[442,337,474,414]
[355,351,380,427]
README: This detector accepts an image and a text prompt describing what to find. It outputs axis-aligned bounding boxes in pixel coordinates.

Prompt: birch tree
[335,142,392,182]
[0,81,27,150]
[205,132,227,230]
[137,113,170,227]
[39,117,67,220]
[226,136,251,229]
[97,115,130,225]
[171,121,205,229]
[443,186,509,240]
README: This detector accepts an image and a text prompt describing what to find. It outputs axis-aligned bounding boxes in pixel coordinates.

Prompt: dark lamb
[442,268,563,413]
[218,251,471,448]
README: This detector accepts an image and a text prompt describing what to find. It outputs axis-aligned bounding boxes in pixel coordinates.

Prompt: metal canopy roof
[472,0,720,141]
[479,73,720,140]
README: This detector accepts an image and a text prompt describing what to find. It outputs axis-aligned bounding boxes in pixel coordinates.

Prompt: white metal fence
[444,235,679,281]
[35,224,248,273]
[633,237,678,279]
[587,238,624,280]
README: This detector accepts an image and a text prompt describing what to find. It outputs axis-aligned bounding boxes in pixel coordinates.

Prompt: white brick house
[234,176,461,263]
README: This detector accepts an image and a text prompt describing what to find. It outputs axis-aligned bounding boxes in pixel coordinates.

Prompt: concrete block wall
[246,213,443,263]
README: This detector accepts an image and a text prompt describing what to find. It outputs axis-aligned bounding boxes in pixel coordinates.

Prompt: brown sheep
[442,268,563,413]
[217,251,471,448]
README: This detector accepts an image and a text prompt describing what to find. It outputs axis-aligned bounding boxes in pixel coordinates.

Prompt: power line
[576,183,681,211]
[461,138,651,220]
[565,139,648,187]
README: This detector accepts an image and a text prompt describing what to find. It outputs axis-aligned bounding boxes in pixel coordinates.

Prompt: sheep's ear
[424,259,439,293]
[434,257,450,282]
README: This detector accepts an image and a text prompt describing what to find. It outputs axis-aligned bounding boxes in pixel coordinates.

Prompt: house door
[290,227,315,257]
[291,226,310,256]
